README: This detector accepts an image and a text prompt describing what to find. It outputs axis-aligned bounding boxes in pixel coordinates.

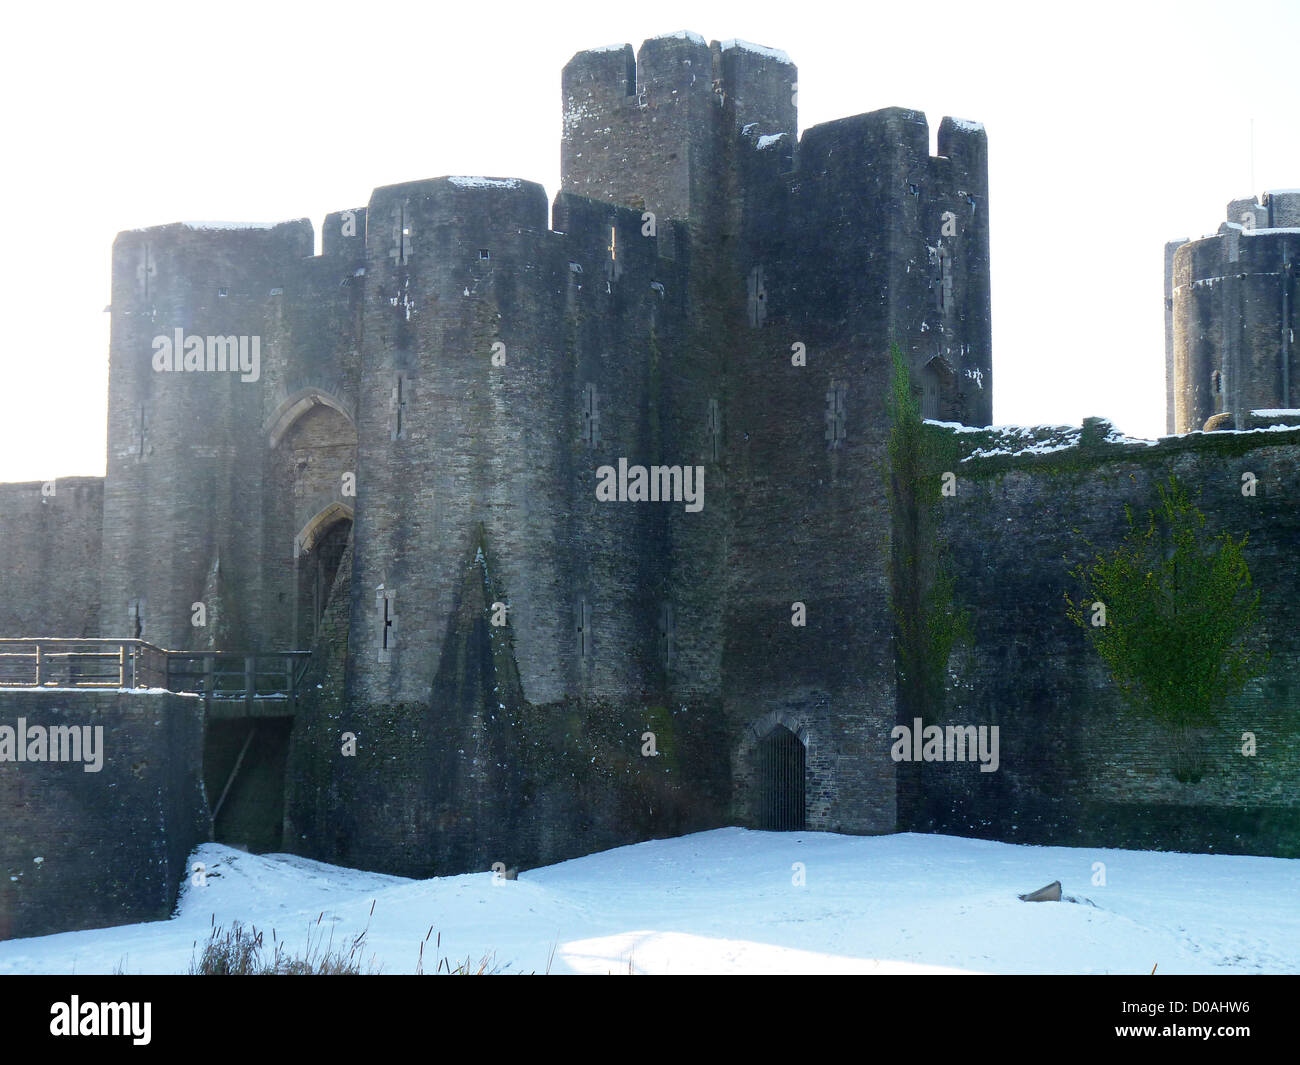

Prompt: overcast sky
[0,0,1295,482]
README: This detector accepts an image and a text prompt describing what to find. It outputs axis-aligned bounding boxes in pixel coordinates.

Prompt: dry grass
[189,902,509,975]
[414,925,503,975]
[190,904,378,975]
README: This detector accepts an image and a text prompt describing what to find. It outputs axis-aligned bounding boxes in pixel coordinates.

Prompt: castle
[1,33,1297,941]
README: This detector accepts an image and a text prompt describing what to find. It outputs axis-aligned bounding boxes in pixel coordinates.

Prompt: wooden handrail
[0,639,310,710]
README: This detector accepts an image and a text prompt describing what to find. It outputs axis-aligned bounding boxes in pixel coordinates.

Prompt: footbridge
[0,638,311,718]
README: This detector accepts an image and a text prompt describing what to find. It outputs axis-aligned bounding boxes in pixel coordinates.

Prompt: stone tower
[1167,190,1300,433]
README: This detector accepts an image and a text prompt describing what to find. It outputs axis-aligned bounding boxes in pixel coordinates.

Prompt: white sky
[0,0,1295,482]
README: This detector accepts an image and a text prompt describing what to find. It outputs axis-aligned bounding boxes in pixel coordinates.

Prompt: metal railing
[0,638,311,715]
[164,650,311,716]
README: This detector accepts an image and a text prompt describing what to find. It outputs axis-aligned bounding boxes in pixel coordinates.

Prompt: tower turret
[1169,193,1300,432]
[561,32,797,228]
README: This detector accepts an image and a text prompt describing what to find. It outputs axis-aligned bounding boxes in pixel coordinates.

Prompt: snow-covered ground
[1,829,1296,975]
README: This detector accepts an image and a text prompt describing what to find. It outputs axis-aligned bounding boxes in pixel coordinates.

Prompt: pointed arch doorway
[295,504,353,649]
[758,725,806,831]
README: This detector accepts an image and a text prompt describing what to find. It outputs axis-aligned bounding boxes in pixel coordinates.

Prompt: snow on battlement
[650,30,707,46]
[447,176,523,190]
[720,39,793,64]
[182,221,280,231]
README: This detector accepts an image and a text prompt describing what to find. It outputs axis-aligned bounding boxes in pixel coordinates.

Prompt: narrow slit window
[377,589,397,662]
[391,205,412,265]
[577,598,592,657]
[390,373,409,441]
[659,601,675,672]
[582,383,600,447]
[937,249,953,314]
[606,225,621,282]
[825,382,847,448]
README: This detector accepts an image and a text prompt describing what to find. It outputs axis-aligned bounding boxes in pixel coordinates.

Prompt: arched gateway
[757,725,806,831]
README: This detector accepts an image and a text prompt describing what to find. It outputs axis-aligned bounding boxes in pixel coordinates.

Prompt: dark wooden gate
[758,725,806,831]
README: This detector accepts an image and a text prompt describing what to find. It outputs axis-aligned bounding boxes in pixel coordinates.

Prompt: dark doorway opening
[920,355,956,421]
[204,718,293,852]
[758,725,806,831]
[298,518,352,648]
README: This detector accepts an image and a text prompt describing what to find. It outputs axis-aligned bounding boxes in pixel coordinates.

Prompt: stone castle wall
[927,422,1300,855]
[0,689,207,940]
[0,478,103,638]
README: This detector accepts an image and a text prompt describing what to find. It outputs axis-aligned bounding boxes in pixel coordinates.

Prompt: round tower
[1170,191,1300,433]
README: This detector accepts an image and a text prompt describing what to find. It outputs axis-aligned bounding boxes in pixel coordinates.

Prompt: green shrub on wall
[1066,476,1264,781]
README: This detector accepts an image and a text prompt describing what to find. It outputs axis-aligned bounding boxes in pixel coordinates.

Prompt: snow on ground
[1,830,1296,975]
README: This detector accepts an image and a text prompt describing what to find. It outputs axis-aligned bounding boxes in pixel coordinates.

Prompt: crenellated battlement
[561,33,797,225]
[1226,189,1300,231]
